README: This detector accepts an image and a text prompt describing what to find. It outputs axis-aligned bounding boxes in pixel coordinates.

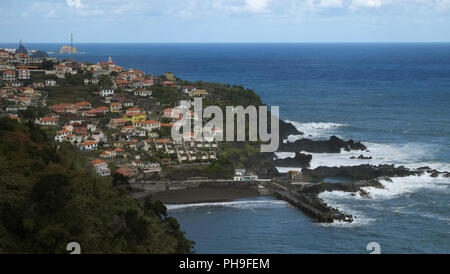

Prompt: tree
[31,174,71,216]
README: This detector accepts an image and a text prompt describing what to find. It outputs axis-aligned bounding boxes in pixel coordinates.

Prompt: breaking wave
[166,199,291,211]
[284,120,347,141]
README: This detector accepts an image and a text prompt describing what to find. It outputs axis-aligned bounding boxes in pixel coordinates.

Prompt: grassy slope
[0,118,193,253]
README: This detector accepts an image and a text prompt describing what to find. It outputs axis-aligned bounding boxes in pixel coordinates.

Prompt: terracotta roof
[40,117,58,122]
[135,120,160,125]
[91,159,106,166]
[81,140,98,146]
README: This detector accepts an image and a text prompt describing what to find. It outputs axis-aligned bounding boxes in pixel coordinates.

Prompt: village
[0,43,264,183]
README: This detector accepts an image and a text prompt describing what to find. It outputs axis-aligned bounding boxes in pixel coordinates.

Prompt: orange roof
[135,120,159,125]
[114,148,124,152]
[161,123,175,127]
[40,117,58,122]
[75,101,91,107]
[81,140,98,146]
[58,129,71,134]
[91,159,105,166]
[155,139,170,143]
[126,107,140,112]
[113,118,127,123]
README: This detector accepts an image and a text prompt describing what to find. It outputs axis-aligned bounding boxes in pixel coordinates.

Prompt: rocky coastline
[269,123,450,223]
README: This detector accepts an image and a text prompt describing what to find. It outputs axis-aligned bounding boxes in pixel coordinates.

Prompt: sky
[1,0,450,43]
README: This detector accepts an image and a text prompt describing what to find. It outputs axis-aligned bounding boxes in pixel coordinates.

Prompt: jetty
[264,180,353,223]
[131,177,355,223]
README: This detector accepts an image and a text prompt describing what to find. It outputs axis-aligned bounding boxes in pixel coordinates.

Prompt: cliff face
[0,118,193,254]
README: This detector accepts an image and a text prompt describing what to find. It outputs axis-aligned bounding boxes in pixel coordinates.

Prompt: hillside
[0,117,193,254]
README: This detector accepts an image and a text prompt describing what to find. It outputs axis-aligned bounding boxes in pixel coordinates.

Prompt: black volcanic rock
[279,120,303,139]
[351,155,373,160]
[279,136,367,153]
[300,179,385,196]
[274,152,312,167]
[302,164,423,180]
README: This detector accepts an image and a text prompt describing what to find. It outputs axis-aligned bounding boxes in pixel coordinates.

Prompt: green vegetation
[44,85,102,106]
[165,157,234,180]
[0,117,193,253]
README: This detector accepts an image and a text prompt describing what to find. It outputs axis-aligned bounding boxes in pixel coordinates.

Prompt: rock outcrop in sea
[273,152,312,167]
[279,136,367,153]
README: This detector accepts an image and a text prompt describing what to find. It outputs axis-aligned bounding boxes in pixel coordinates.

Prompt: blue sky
[1,0,450,42]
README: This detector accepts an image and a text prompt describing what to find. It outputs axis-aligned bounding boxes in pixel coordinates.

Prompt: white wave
[275,167,303,173]
[361,175,450,200]
[166,199,290,211]
[283,120,450,172]
[274,152,295,159]
[317,174,450,226]
[318,191,375,227]
[284,120,347,141]
[306,142,450,171]
[319,175,450,202]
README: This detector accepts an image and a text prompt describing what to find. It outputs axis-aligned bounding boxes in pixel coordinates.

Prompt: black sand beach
[153,187,260,204]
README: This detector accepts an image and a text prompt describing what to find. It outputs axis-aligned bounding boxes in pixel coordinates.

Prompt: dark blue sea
[3,43,449,253]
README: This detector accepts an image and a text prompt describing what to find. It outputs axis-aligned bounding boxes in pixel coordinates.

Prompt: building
[134,89,152,97]
[55,129,72,142]
[133,120,161,132]
[123,111,146,123]
[91,159,111,176]
[100,88,115,97]
[115,166,139,178]
[110,102,122,112]
[45,79,57,86]
[233,169,258,181]
[182,86,197,93]
[110,118,127,129]
[18,68,30,80]
[2,70,16,82]
[35,116,58,126]
[74,101,92,110]
[80,140,98,151]
[188,89,208,97]
[288,170,300,180]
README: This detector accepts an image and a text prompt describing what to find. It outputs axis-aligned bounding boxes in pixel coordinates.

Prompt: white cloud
[351,0,383,8]
[244,0,271,12]
[67,0,82,8]
[317,0,345,8]
[434,0,450,11]
[212,0,271,13]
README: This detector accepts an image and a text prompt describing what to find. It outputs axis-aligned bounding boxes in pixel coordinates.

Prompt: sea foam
[166,199,290,211]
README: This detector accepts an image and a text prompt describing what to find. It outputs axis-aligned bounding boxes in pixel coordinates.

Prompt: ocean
[3,43,449,253]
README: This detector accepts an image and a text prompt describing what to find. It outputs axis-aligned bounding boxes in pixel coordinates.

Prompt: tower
[71,33,74,54]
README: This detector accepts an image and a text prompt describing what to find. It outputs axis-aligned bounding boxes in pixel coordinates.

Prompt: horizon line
[1,41,450,44]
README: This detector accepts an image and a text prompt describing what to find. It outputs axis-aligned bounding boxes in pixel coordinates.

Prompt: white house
[2,70,16,82]
[80,140,98,151]
[133,120,161,131]
[45,79,57,86]
[55,129,72,142]
[18,68,30,80]
[35,117,58,126]
[100,88,115,97]
[134,89,152,97]
[91,159,111,176]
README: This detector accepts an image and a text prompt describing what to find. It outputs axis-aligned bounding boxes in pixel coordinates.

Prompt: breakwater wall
[266,182,353,223]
